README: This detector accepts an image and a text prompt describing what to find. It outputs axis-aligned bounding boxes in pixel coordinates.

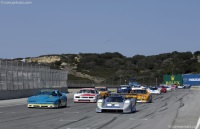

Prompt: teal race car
[27,89,67,108]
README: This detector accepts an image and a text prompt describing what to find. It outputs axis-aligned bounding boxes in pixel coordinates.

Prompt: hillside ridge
[15,51,200,85]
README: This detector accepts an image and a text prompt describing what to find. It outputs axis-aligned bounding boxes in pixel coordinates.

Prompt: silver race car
[96,94,136,113]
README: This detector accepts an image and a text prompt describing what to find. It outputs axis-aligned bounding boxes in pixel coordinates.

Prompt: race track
[0,88,200,129]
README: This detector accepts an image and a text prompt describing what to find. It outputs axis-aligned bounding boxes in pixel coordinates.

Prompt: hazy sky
[0,0,199,59]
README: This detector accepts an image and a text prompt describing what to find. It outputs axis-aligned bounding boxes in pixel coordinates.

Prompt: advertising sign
[163,74,182,85]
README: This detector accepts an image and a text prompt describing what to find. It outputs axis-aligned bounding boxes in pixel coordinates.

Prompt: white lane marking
[130,118,147,121]
[195,117,200,129]
[64,111,79,113]
[59,119,78,122]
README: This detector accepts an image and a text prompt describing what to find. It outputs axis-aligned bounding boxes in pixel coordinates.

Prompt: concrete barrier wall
[0,87,68,100]
[68,84,119,88]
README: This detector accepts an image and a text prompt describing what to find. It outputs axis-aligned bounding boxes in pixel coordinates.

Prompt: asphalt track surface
[0,88,200,129]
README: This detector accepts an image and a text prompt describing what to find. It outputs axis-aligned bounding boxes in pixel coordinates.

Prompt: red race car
[158,86,167,93]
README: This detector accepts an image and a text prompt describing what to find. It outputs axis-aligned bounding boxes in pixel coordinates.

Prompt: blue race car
[117,85,131,93]
[27,89,67,108]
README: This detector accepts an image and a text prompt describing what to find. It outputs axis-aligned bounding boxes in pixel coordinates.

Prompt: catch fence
[0,60,68,90]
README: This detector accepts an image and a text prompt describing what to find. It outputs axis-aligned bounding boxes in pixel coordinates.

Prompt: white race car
[74,88,100,103]
[177,86,185,89]
[165,86,172,92]
[96,94,136,113]
[147,87,161,94]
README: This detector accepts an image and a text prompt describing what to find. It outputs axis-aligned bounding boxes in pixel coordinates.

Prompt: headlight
[125,100,130,104]
[97,102,102,107]
[97,99,103,107]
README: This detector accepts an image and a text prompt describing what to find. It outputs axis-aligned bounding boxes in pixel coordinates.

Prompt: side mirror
[58,93,62,96]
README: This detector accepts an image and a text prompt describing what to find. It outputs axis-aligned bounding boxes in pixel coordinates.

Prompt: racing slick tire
[63,100,67,108]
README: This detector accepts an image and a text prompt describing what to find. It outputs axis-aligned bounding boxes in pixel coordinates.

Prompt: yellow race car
[95,86,110,98]
[125,89,152,103]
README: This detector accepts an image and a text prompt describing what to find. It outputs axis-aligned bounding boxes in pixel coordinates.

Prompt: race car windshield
[36,91,55,96]
[150,87,158,90]
[121,88,128,91]
[79,90,95,93]
[106,97,124,102]
[132,90,146,94]
[133,86,140,88]
[121,87,128,89]
[96,88,106,91]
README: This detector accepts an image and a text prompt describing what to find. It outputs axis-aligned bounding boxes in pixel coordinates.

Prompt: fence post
[22,62,24,90]
[11,61,14,90]
[17,61,19,90]
[0,60,1,90]
[5,60,8,90]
